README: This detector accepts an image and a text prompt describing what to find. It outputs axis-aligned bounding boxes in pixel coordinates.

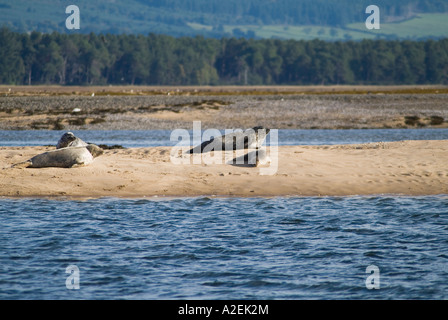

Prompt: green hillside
[194,13,448,41]
[347,13,448,40]
[0,0,447,39]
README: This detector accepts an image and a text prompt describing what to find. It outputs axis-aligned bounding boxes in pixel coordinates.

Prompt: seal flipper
[186,138,215,154]
[228,149,270,167]
[11,160,32,169]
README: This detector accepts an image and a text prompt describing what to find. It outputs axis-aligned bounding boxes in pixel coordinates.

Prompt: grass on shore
[1,85,448,97]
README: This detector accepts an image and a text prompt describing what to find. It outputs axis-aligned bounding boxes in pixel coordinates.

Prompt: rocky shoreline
[1,91,447,130]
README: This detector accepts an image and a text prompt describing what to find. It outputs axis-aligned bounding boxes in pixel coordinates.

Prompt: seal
[56,132,88,149]
[228,148,271,167]
[13,144,104,168]
[187,126,270,154]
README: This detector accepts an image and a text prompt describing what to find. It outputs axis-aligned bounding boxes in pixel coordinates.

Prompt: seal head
[56,132,88,149]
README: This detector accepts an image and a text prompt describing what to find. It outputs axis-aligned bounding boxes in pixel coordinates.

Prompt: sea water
[0,196,447,300]
[1,128,448,147]
[0,129,447,299]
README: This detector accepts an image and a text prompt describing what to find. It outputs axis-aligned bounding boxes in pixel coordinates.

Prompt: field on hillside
[347,13,448,39]
[1,0,447,40]
[188,13,448,40]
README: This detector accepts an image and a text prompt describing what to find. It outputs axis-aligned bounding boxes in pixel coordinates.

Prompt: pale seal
[56,132,88,149]
[13,144,104,168]
[228,148,271,167]
[187,126,270,154]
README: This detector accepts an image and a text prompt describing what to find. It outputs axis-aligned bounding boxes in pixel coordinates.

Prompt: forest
[0,28,447,86]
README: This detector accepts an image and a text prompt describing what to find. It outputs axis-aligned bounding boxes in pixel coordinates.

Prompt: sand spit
[1,140,447,198]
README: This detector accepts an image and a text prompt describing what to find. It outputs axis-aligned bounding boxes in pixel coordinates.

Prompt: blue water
[0,196,447,300]
[2,128,448,147]
[1,129,448,299]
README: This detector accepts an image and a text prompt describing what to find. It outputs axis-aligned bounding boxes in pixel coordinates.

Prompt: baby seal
[13,144,103,168]
[56,132,88,149]
[228,148,271,167]
[187,126,270,154]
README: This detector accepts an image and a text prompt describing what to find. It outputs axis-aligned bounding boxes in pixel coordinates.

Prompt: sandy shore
[1,140,447,199]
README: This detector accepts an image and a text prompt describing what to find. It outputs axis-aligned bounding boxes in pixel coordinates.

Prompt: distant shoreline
[1,86,447,130]
[2,85,448,96]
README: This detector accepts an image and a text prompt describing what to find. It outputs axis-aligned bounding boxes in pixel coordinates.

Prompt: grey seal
[13,144,104,168]
[187,126,270,154]
[56,132,88,149]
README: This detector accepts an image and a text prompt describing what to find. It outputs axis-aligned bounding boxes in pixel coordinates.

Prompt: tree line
[0,28,447,86]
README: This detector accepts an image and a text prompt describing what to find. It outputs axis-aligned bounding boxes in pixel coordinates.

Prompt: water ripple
[0,196,447,299]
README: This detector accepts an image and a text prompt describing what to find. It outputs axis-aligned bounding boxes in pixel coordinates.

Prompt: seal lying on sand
[13,144,104,168]
[187,126,270,154]
[228,148,271,167]
[56,132,88,149]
